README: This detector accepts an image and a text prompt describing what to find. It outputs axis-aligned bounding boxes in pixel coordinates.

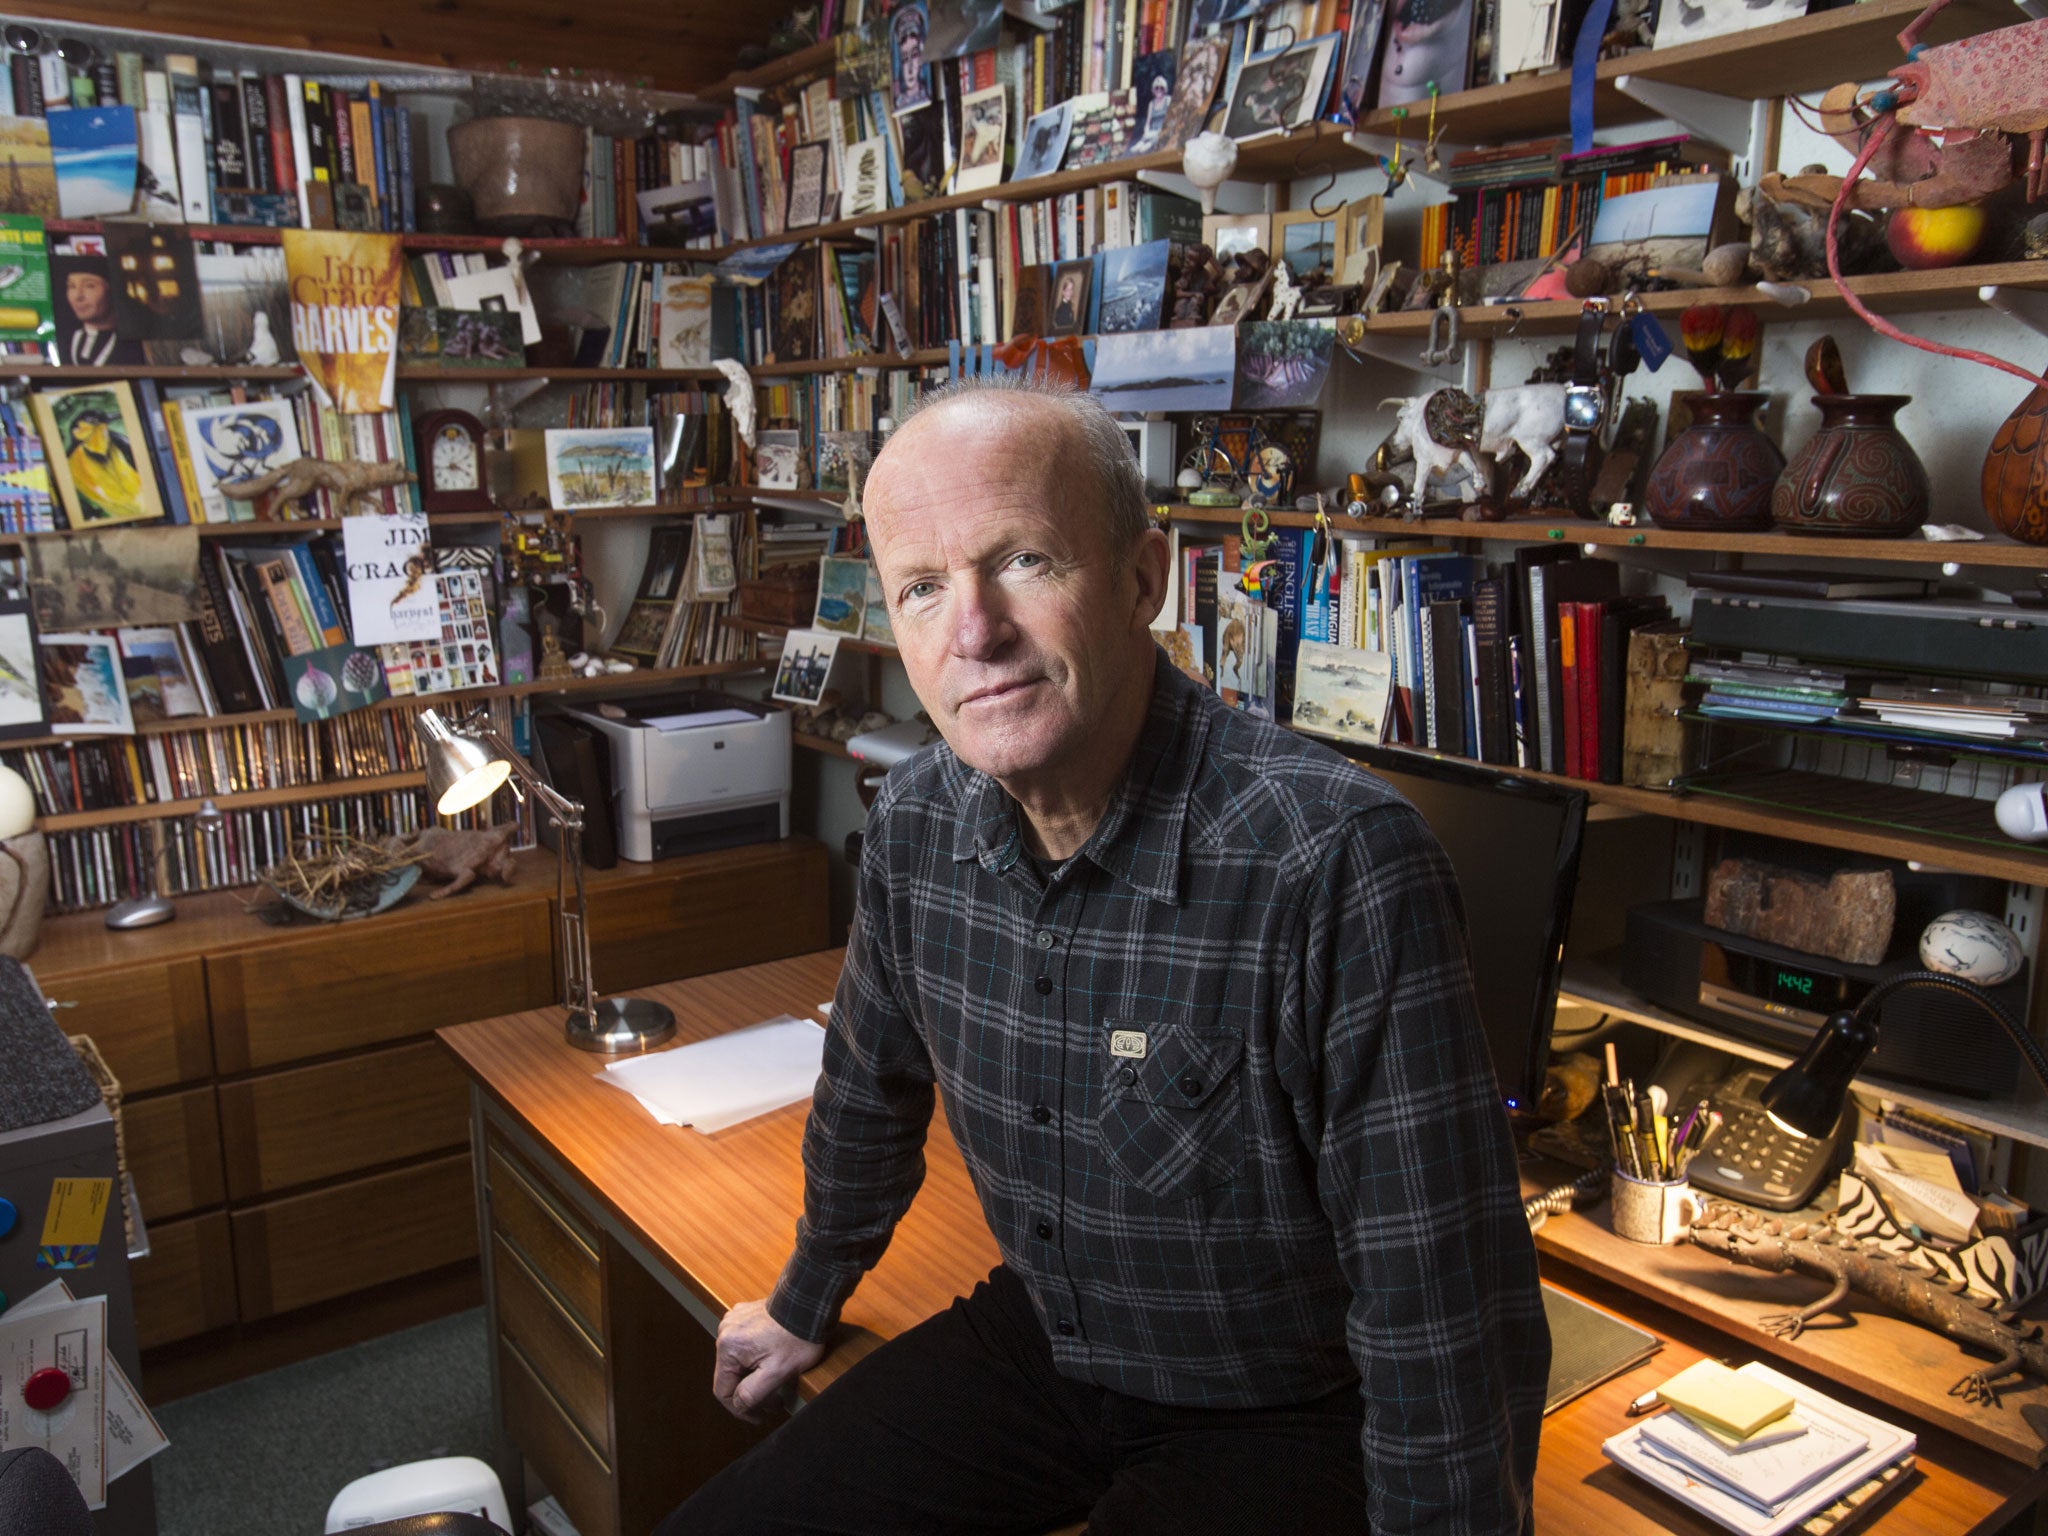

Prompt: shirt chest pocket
[1096,1021,1246,1200]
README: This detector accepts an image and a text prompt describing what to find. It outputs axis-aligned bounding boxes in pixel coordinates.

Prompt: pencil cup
[1611,1170,1701,1245]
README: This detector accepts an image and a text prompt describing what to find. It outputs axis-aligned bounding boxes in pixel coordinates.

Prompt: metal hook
[1502,305,1523,336]
[1305,153,1346,217]
[1422,305,1463,368]
[1262,20,1296,49]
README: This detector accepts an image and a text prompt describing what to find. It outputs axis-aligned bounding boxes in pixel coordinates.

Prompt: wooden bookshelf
[1163,505,2048,571]
[725,616,900,658]
[42,221,725,265]
[36,769,429,831]
[701,37,837,102]
[0,519,342,541]
[793,731,854,759]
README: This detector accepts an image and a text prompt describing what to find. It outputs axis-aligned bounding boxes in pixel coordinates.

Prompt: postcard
[1290,640,1392,745]
[755,428,802,491]
[1586,182,1722,275]
[1157,37,1229,152]
[1654,0,1806,46]
[1236,321,1337,410]
[956,85,1007,193]
[656,271,713,368]
[118,626,206,723]
[1013,101,1075,182]
[1127,51,1179,154]
[772,627,843,706]
[842,137,889,217]
[890,2,932,113]
[104,221,201,340]
[442,263,541,345]
[1067,91,1137,170]
[341,505,439,645]
[181,398,303,523]
[1217,570,1280,719]
[814,554,869,638]
[786,140,829,229]
[927,0,1001,60]
[1089,325,1236,413]
[1380,0,1475,106]
[1097,239,1171,333]
[41,631,134,735]
[0,595,45,741]
[546,427,659,509]
[284,640,390,723]
[0,116,57,218]
[836,17,893,95]
[26,525,200,629]
[49,106,138,219]
[863,565,895,648]
[31,382,167,527]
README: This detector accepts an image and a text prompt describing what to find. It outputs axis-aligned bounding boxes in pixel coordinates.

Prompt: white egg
[1917,910,2024,987]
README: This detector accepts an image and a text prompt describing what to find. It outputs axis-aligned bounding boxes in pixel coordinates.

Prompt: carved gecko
[1688,1203,2048,1411]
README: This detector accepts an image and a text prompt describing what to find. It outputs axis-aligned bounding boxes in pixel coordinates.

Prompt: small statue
[1267,260,1304,323]
[1738,179,1890,282]
[538,615,574,680]
[219,457,415,517]
[1170,242,1224,328]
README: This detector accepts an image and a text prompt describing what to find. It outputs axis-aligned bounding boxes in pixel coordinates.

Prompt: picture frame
[1334,196,1385,283]
[1202,213,1269,261]
[1272,209,1339,282]
[785,140,830,229]
[0,593,48,742]
[1046,259,1093,338]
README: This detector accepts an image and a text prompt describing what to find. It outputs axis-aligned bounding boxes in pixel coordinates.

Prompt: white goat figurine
[1383,383,1568,507]
[1476,383,1568,502]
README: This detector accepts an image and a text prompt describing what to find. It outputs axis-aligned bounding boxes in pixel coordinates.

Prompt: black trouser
[657,1266,1372,1536]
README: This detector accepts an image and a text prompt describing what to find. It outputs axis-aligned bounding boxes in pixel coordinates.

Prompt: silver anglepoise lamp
[413,706,675,1054]
[106,797,226,930]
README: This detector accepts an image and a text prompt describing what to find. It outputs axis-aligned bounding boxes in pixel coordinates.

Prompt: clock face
[433,424,479,490]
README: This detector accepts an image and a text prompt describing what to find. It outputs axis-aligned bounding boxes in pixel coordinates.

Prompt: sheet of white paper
[643,708,758,731]
[0,1294,108,1507]
[10,1280,168,1482]
[818,1001,832,1017]
[602,1015,827,1134]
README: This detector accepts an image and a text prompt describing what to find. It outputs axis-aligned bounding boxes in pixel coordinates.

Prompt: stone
[1703,857,1895,966]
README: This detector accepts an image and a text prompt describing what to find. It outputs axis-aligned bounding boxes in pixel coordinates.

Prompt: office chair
[0,1450,507,1536]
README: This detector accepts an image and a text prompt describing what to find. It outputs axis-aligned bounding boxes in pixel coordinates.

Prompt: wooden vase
[1981,379,2048,546]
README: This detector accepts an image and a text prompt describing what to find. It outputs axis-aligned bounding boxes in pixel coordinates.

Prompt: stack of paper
[1605,1362,1915,1536]
[601,1015,826,1134]
[1852,1141,1980,1244]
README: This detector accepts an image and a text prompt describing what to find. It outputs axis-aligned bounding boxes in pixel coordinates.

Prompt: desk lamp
[105,797,224,930]
[413,707,674,1054]
[1761,970,2046,1139]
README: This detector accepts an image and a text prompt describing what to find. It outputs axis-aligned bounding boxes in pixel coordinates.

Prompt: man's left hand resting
[713,1300,827,1423]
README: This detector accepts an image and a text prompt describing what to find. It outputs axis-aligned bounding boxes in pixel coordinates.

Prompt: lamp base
[105,894,175,930]
[566,997,676,1054]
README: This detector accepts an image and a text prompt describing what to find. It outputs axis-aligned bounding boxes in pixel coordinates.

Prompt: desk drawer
[486,1142,602,1340]
[218,1040,468,1199]
[208,899,554,1071]
[500,1333,616,1536]
[133,1211,236,1349]
[231,1151,477,1320]
[495,1236,607,1455]
[43,959,211,1093]
[123,1087,225,1222]
[584,840,828,993]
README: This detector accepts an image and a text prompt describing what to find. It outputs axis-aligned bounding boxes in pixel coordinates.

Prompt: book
[165,55,211,221]
[1687,569,1935,601]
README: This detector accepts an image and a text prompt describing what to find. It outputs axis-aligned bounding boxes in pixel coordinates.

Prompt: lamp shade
[0,764,33,839]
[1760,1008,1877,1139]
[415,708,513,816]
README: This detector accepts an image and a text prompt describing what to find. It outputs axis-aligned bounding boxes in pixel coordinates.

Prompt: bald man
[659,378,1546,1536]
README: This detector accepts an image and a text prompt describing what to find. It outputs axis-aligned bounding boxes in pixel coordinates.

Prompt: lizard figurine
[1689,1201,2048,1411]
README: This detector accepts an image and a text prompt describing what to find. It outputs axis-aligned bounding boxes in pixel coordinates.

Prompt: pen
[1636,1089,1662,1179]
[1627,1389,1661,1417]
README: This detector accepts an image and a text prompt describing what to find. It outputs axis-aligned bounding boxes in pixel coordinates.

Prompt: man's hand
[712,1300,828,1423]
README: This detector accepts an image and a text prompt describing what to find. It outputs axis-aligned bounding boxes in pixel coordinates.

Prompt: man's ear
[1128,526,1171,632]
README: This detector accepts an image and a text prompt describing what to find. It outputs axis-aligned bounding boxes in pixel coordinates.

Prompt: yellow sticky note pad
[38,1177,112,1269]
[1657,1359,1794,1440]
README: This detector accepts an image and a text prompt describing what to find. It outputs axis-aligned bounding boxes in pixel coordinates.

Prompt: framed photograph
[814,554,869,638]
[1127,51,1179,155]
[771,627,843,706]
[40,630,134,736]
[1013,100,1076,182]
[1097,239,1171,333]
[1046,259,1093,337]
[785,141,830,229]
[1010,265,1049,338]
[1379,0,1476,106]
[842,137,890,217]
[956,85,1008,194]
[1209,263,1274,327]
[1273,210,1339,282]
[1335,196,1385,283]
[545,427,659,509]
[31,382,167,527]
[1203,213,1269,261]
[889,2,932,114]
[0,594,47,742]
[755,428,802,490]
[1157,36,1229,152]
[52,253,142,366]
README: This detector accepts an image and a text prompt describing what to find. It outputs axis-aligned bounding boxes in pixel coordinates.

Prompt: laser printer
[560,690,789,862]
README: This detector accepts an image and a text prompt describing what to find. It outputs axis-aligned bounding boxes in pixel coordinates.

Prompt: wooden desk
[441,950,2046,1536]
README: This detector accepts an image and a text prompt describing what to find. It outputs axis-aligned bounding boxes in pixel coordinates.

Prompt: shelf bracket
[1981,284,2048,339]
[1611,76,1767,182]
[1336,327,1466,384]
[1132,167,1274,216]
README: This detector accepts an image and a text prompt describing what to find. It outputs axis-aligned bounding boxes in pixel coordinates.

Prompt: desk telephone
[1666,1062,1851,1213]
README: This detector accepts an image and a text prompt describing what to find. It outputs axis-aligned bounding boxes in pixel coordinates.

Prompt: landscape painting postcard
[48,106,139,220]
[0,596,45,740]
[41,630,134,736]
[1235,320,1336,410]
[813,554,869,638]
[27,525,201,629]
[1089,325,1236,413]
[1290,641,1392,745]
[546,427,658,509]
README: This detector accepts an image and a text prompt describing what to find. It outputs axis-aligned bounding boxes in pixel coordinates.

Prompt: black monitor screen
[1356,754,1587,1114]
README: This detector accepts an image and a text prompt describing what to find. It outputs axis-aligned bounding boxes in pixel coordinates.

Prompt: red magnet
[23,1367,70,1411]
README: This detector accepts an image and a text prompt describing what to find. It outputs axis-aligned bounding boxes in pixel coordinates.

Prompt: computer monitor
[1352,752,1588,1114]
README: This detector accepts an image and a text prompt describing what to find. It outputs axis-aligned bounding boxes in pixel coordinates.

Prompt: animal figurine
[1690,1200,2048,1411]
[219,457,415,517]
[1267,259,1304,323]
[391,824,518,899]
[1475,384,1567,502]
[1383,389,1485,506]
[1170,242,1225,327]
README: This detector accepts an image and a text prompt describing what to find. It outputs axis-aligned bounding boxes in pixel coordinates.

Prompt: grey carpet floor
[152,1308,496,1536]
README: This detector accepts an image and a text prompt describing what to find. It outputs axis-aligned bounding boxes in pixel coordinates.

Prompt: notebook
[1541,1284,1661,1415]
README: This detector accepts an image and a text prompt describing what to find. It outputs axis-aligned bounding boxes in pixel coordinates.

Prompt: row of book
[557,382,744,491]
[752,371,940,495]
[43,779,527,915]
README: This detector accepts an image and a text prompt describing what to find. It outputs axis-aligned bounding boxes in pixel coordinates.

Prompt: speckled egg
[1917,910,2024,986]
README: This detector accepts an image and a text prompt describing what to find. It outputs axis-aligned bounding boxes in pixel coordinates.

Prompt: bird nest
[248,829,427,924]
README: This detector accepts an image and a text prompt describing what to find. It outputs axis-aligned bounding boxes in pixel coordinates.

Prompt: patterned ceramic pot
[1982,379,2048,546]
[1771,395,1930,536]
[1645,392,1783,532]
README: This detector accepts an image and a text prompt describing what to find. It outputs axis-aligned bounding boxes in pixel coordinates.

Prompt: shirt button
[1180,1075,1203,1097]
[1119,1066,1137,1086]
[1035,1219,1054,1240]
[1056,1318,1076,1337]
[1034,931,1055,949]
[1035,975,1053,995]
[1031,1103,1052,1124]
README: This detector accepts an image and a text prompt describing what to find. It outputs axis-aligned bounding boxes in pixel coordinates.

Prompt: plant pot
[1982,378,2048,546]
[448,116,586,237]
[1644,391,1783,532]
[1771,394,1930,536]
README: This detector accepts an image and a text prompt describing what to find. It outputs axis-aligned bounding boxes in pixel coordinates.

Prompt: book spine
[208,78,251,191]
[10,57,41,118]
[161,400,210,524]
[192,553,265,713]
[395,106,415,232]
[281,76,310,225]
[167,56,211,221]
[289,543,349,646]
[1559,604,1582,778]
[240,72,274,190]
[1576,601,1603,781]
[331,88,356,185]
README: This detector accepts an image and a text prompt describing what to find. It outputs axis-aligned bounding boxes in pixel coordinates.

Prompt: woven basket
[68,1033,134,1254]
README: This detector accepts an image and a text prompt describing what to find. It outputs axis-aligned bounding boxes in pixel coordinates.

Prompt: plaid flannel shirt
[770,654,1547,1535]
